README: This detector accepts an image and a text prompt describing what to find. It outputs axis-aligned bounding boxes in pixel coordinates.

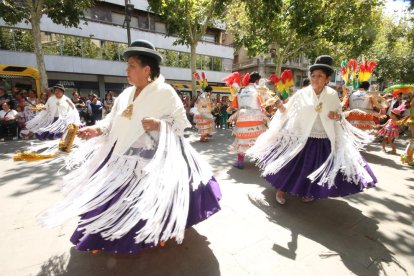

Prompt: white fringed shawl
[26,95,80,135]
[247,85,374,189]
[40,76,214,245]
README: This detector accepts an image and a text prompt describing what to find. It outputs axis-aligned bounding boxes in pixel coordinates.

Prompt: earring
[147,76,152,83]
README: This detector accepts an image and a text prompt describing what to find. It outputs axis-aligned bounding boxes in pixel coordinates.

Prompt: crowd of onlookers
[0,85,115,141]
[71,90,115,126]
[180,94,233,130]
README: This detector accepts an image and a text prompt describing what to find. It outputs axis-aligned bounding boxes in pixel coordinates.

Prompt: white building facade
[0,0,233,97]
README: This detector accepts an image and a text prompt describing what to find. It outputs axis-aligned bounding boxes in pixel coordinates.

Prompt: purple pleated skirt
[70,146,221,254]
[35,131,63,140]
[265,138,377,199]
[35,117,63,140]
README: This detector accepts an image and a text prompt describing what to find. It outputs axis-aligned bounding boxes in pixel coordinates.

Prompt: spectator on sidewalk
[0,102,18,140]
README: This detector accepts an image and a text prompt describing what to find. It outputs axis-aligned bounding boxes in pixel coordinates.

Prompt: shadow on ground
[249,188,408,276]
[36,228,220,276]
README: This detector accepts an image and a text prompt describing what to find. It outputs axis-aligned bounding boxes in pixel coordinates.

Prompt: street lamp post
[123,0,134,46]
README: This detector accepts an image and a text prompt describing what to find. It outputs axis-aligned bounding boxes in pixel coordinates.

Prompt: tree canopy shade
[226,0,382,75]
[367,16,414,84]
[0,0,97,91]
[147,0,229,95]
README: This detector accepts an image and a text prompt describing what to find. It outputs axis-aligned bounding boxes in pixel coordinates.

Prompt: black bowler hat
[123,39,163,63]
[309,55,334,75]
[53,83,65,92]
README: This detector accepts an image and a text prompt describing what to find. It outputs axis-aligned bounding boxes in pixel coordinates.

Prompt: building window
[82,38,101,59]
[0,27,230,72]
[138,14,149,29]
[86,7,112,22]
[0,28,14,50]
[212,57,222,71]
[201,34,216,43]
[155,22,166,33]
[222,58,233,72]
[177,52,190,68]
[196,55,203,70]
[12,29,34,52]
[202,55,212,70]
[102,41,120,61]
[156,48,167,65]
[62,35,82,57]
[111,12,125,26]
[41,32,60,55]
[118,43,128,62]
[165,50,179,67]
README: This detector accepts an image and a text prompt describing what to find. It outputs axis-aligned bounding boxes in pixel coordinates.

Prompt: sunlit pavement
[0,128,413,275]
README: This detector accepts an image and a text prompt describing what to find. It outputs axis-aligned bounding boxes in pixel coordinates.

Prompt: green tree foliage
[82,38,101,59]
[147,0,229,95]
[0,28,34,52]
[226,0,382,74]
[367,16,414,84]
[0,0,97,90]
[102,41,120,61]
[62,35,82,57]
[0,28,13,50]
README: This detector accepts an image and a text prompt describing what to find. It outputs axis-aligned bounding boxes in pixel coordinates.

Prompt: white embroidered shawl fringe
[247,86,374,189]
[39,121,213,245]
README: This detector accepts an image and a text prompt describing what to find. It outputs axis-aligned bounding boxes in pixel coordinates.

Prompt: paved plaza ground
[0,128,413,275]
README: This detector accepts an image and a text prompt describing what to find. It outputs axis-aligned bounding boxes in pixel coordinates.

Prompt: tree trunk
[274,52,284,76]
[30,8,48,94]
[190,41,197,98]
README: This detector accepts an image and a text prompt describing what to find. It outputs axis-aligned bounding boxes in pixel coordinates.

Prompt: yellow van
[0,64,41,97]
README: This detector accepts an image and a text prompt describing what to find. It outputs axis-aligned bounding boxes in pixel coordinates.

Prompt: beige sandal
[275,191,286,205]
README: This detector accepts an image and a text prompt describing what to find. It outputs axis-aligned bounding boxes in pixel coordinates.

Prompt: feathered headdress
[193,71,208,91]
[268,70,293,100]
[223,72,244,100]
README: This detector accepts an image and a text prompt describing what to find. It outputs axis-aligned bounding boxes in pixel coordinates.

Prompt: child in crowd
[378,105,405,154]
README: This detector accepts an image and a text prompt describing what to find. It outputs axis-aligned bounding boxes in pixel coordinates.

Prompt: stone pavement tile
[290,252,362,276]
[297,247,410,276]
[232,238,291,275]
[202,213,268,255]
[15,227,223,276]
[231,237,332,276]
[1,225,71,273]
[208,248,249,276]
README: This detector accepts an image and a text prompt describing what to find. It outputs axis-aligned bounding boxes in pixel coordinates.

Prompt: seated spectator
[0,102,18,140]
[40,92,48,104]
[26,89,39,107]
[0,86,12,107]
[90,94,103,124]
[103,91,114,117]
[8,86,20,109]
[72,91,87,123]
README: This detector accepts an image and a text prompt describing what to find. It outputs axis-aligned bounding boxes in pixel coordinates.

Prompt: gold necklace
[315,92,323,113]
[122,87,143,119]
[122,104,133,119]
[315,102,323,113]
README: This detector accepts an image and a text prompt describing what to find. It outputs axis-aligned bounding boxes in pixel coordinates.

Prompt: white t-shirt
[0,109,18,120]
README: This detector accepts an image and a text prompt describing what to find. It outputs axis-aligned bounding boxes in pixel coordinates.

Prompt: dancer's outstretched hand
[77,127,101,140]
[142,117,161,132]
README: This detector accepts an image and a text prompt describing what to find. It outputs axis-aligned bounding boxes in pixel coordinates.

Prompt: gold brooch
[315,102,323,113]
[122,104,133,119]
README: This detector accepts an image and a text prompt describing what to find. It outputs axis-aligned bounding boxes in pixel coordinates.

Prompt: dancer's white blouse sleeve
[159,87,191,136]
[95,96,119,135]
